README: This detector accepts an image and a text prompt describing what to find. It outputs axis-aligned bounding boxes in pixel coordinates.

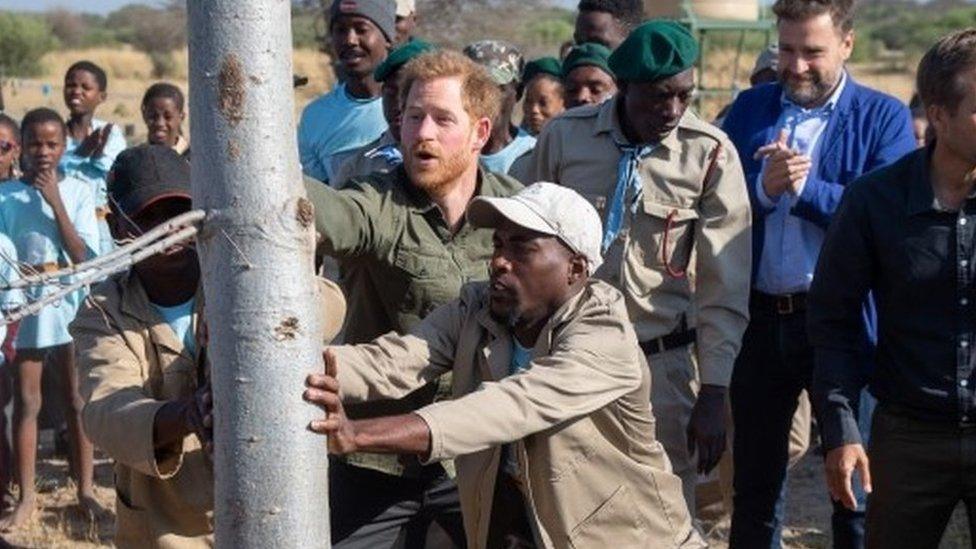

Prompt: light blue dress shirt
[755,72,848,295]
[297,83,387,184]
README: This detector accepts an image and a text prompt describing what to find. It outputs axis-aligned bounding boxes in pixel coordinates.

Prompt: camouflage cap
[463,40,525,86]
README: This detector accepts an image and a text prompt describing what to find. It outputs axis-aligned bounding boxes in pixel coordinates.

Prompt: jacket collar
[906,144,940,216]
[119,270,198,357]
[593,96,682,152]
[474,283,591,380]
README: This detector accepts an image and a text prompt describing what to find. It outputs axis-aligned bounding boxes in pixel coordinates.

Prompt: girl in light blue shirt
[0,108,103,530]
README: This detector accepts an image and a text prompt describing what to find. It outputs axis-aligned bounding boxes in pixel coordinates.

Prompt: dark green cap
[523,57,562,83]
[608,20,699,83]
[561,42,613,79]
[373,39,435,82]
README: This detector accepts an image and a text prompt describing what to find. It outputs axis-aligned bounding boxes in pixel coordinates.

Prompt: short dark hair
[142,82,186,112]
[20,108,67,141]
[772,0,855,34]
[577,0,644,30]
[917,28,976,114]
[0,114,19,144]
[66,60,108,92]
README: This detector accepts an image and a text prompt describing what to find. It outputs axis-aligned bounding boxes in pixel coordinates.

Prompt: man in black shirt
[809,28,976,548]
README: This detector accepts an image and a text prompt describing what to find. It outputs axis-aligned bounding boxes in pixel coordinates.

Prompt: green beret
[608,20,699,83]
[561,42,613,79]
[374,39,435,82]
[522,57,563,84]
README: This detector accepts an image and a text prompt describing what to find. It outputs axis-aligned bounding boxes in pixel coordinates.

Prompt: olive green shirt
[304,166,522,475]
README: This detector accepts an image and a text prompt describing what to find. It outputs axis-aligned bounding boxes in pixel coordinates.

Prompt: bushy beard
[779,66,841,107]
[404,141,474,197]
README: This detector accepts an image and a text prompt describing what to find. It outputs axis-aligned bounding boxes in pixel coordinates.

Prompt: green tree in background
[0,12,60,77]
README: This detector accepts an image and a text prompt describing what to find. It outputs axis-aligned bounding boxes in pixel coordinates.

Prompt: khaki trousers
[648,345,700,515]
[648,345,813,518]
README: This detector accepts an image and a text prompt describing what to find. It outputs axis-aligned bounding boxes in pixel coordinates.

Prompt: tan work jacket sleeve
[330,298,463,402]
[73,306,184,480]
[694,141,752,387]
[303,175,382,258]
[416,298,643,462]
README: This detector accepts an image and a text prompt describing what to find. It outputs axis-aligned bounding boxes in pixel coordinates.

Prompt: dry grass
[2,47,334,145]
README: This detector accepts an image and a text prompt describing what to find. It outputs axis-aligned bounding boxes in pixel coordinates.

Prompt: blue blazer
[721,76,917,279]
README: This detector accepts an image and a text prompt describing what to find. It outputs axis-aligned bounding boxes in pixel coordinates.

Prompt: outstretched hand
[304,349,359,454]
[75,124,113,158]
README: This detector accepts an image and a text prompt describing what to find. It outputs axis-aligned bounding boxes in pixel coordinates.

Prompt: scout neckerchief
[602,142,655,252]
[365,143,403,167]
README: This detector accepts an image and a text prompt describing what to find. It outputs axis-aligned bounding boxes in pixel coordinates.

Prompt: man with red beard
[720,0,916,546]
[303,49,522,548]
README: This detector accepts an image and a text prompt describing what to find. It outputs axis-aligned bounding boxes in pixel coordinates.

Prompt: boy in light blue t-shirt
[60,61,127,256]
[0,108,103,530]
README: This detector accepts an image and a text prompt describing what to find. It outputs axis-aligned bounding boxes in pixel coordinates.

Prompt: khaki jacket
[72,272,213,549]
[332,280,704,549]
[529,98,752,386]
[304,167,521,476]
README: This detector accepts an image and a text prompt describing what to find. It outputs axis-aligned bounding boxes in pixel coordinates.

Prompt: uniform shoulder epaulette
[678,111,728,145]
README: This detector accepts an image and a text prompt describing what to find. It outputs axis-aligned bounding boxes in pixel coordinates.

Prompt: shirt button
[962,340,970,349]
[963,260,970,268]
[963,298,970,306]
[963,380,970,388]
[961,218,969,226]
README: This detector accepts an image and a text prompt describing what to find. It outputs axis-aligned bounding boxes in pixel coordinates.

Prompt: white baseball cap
[396,0,415,16]
[467,182,604,275]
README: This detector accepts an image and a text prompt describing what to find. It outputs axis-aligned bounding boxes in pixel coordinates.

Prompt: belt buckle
[776,295,794,315]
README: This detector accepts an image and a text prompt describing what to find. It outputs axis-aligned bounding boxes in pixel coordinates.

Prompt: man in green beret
[332,39,434,187]
[528,20,752,520]
[463,40,538,175]
[520,58,565,136]
[562,42,617,109]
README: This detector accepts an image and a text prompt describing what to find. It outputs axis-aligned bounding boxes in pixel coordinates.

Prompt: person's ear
[99,89,107,103]
[568,254,588,285]
[927,103,947,139]
[473,117,492,150]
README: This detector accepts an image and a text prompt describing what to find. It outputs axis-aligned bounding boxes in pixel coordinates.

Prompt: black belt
[751,291,807,315]
[639,328,696,356]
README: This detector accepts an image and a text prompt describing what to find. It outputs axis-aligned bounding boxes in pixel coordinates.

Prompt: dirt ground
[1,444,972,548]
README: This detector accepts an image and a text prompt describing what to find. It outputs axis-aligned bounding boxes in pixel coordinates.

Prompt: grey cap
[330,0,397,43]
[467,182,604,275]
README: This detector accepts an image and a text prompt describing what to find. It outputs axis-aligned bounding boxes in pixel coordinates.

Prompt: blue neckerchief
[365,143,403,167]
[602,143,655,252]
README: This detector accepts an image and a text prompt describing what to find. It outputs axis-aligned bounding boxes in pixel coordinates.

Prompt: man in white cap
[304,183,704,549]
[395,0,417,44]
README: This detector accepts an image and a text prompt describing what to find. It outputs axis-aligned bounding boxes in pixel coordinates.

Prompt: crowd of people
[0,0,974,548]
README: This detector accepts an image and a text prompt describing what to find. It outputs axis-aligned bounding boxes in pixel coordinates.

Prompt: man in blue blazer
[721,0,916,547]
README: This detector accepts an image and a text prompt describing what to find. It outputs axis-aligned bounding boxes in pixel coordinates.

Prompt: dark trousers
[330,459,466,549]
[729,307,870,548]
[866,405,976,549]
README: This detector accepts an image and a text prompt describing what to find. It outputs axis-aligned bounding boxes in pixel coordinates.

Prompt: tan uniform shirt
[304,166,522,475]
[72,272,212,549]
[332,280,704,549]
[529,98,752,387]
[331,131,399,189]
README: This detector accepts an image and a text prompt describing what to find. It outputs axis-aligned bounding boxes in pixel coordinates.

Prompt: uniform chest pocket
[630,199,699,278]
[392,247,461,317]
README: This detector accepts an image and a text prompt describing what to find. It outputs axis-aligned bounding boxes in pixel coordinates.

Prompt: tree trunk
[186,1,330,547]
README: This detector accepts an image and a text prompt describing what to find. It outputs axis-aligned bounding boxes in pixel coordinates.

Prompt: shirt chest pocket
[628,199,699,277]
[392,248,463,318]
